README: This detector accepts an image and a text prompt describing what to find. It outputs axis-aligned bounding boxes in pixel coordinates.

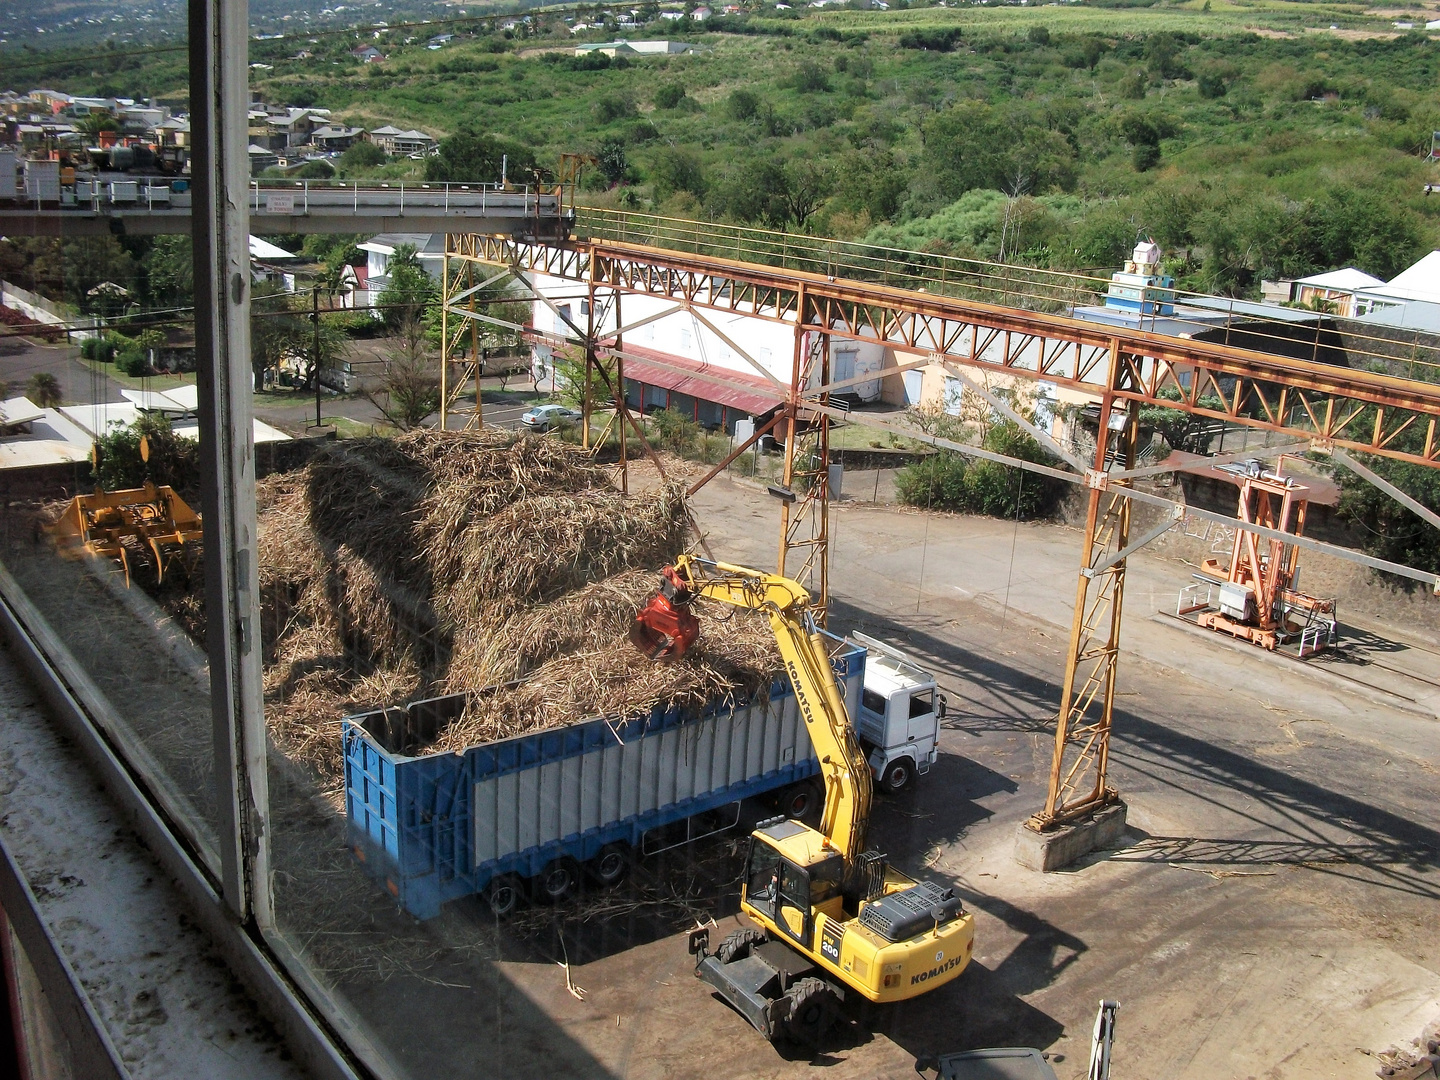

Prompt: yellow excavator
[630,555,975,1046]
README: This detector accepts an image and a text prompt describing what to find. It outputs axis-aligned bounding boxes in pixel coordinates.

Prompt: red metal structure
[436,212,1440,836]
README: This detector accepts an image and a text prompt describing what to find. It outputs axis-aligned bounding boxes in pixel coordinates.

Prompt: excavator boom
[632,556,872,859]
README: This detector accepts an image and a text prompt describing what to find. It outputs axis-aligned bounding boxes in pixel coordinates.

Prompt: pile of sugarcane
[257,429,779,788]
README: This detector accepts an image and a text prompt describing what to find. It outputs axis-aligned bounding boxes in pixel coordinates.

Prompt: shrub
[91,412,199,493]
[654,83,687,110]
[648,407,701,456]
[898,28,962,52]
[81,336,115,363]
[728,89,761,121]
[116,345,148,377]
[895,420,1066,519]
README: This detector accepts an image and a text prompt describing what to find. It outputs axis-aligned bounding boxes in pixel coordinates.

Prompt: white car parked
[519,404,582,432]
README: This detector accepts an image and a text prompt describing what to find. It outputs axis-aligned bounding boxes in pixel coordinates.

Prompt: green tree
[91,412,199,494]
[293,159,335,179]
[62,236,139,312]
[653,83,687,110]
[340,141,387,170]
[727,89,761,121]
[144,235,192,306]
[364,317,439,430]
[249,282,308,391]
[650,145,706,201]
[597,137,629,186]
[1337,450,1440,580]
[376,244,438,330]
[923,102,1078,199]
[424,128,535,183]
[789,60,830,93]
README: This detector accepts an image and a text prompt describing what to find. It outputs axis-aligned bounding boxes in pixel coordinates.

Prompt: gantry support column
[439,241,450,430]
[1024,341,1137,858]
[777,329,832,624]
[439,236,486,431]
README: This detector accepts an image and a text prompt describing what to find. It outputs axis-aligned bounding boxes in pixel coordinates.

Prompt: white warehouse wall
[525,271,888,400]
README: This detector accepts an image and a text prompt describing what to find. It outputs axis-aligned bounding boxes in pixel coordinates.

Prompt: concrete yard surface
[300,472,1440,1080]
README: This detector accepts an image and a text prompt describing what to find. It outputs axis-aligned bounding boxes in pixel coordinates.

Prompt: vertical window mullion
[189,0,270,926]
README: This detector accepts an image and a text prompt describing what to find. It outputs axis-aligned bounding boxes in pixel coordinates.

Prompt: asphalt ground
[318,472,1440,1080]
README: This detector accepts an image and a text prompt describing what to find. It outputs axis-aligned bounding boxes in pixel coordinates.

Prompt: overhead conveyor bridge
[0,178,570,238]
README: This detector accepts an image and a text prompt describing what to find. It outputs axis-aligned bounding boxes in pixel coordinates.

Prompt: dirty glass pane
[0,223,219,871]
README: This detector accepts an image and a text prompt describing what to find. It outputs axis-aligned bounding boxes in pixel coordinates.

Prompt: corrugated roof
[613,345,784,416]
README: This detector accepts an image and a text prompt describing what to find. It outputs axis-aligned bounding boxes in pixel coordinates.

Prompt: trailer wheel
[714,927,767,965]
[586,843,630,888]
[878,756,915,795]
[530,857,582,904]
[780,779,822,820]
[482,874,524,918]
[783,977,840,1046]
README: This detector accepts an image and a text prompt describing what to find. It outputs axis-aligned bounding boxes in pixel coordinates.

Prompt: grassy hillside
[7,3,1440,294]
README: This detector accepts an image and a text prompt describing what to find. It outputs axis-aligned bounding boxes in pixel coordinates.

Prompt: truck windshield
[909,688,935,718]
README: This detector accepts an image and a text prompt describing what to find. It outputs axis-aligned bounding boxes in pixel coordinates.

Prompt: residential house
[427,33,454,47]
[1288,268,1385,317]
[29,90,73,114]
[358,233,446,304]
[248,144,280,174]
[368,125,436,156]
[691,7,713,20]
[351,45,385,63]
[265,108,322,150]
[1349,251,1440,326]
[155,117,190,148]
[310,125,366,152]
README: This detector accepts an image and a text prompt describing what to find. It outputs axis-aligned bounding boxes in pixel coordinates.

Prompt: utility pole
[311,284,322,429]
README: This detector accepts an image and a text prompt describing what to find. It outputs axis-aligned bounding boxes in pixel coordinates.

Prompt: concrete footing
[1013,801,1128,872]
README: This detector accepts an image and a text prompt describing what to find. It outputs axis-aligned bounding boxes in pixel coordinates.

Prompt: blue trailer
[343,638,866,919]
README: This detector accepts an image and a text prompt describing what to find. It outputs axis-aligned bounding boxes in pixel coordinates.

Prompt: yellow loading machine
[631,556,975,1046]
[48,481,203,586]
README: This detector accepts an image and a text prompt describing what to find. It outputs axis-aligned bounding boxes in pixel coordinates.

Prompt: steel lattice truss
[448,230,1440,833]
[461,234,1440,467]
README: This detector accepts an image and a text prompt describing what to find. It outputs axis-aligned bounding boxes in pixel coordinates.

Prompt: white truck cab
[849,632,947,794]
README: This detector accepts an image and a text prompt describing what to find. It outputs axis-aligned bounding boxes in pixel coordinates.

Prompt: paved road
[0,335,548,435]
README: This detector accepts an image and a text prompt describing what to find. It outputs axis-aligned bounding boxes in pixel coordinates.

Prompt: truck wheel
[530,857,582,904]
[783,977,840,1046]
[586,843,630,888]
[780,779,821,820]
[714,927,767,964]
[482,874,524,918]
[878,757,915,795]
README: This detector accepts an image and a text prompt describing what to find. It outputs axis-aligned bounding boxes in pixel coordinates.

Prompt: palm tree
[26,372,62,408]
